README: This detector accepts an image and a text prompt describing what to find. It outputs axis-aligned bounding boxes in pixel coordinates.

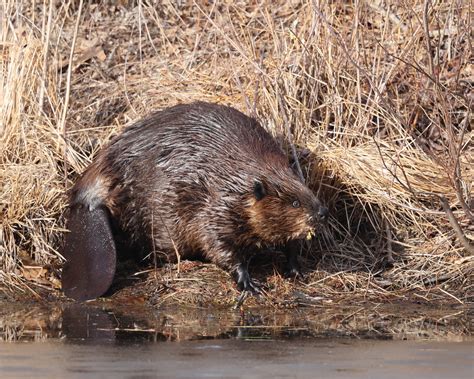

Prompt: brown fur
[64,102,327,298]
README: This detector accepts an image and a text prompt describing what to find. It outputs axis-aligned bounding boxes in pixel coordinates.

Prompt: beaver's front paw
[234,263,260,294]
[284,264,305,280]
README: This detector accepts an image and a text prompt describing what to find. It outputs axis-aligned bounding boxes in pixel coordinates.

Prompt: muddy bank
[5,258,472,309]
[1,259,472,345]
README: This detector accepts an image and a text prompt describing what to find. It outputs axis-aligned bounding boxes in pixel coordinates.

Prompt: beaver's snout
[318,206,329,222]
[308,205,329,228]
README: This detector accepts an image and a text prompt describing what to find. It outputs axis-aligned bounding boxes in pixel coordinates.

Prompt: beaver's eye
[292,200,300,208]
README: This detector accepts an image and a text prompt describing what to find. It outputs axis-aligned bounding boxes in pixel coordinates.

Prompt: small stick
[422,0,437,84]
[38,0,53,112]
[157,212,181,275]
[234,290,249,309]
[452,111,473,222]
[151,211,158,283]
[439,196,474,255]
[423,273,453,286]
[59,0,83,183]
[437,287,464,305]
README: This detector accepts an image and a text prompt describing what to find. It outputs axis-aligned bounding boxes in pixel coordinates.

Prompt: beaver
[61,102,328,301]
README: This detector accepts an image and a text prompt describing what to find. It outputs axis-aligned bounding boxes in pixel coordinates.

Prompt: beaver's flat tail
[61,204,116,301]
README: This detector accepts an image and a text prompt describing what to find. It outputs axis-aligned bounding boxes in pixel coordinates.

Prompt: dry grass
[0,0,472,306]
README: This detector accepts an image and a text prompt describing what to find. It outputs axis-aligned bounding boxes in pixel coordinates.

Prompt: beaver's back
[103,102,288,188]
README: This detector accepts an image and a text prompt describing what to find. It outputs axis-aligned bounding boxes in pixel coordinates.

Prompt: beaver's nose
[318,206,329,222]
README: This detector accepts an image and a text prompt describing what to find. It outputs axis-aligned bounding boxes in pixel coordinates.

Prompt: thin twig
[452,110,473,221]
[38,0,53,112]
[157,212,181,275]
[439,196,474,255]
[58,0,83,183]
[423,273,453,286]
[422,0,437,84]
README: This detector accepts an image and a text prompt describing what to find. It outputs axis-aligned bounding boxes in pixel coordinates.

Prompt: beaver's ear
[253,180,267,201]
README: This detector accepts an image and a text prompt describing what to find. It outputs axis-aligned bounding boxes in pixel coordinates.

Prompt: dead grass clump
[0,1,472,305]
[1,5,65,292]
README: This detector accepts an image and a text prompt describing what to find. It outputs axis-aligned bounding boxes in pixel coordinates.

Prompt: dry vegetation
[0,0,472,307]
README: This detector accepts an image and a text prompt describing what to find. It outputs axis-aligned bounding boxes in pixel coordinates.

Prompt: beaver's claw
[284,265,305,279]
[234,263,261,294]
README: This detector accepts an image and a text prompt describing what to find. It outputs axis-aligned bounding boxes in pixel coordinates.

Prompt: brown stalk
[58,0,83,183]
[439,196,474,256]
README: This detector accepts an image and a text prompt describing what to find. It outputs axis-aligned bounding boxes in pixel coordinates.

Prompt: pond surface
[0,302,472,378]
[2,338,473,379]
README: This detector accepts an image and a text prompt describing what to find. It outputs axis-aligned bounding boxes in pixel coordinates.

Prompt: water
[1,338,473,379]
[0,302,472,378]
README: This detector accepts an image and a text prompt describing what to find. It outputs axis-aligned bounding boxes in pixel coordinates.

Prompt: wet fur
[63,102,326,300]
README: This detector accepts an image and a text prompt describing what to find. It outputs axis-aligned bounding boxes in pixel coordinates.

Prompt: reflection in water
[62,305,116,344]
[0,302,472,379]
[0,301,470,344]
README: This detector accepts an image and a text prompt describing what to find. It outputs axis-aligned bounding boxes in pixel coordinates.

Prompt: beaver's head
[245,172,328,244]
